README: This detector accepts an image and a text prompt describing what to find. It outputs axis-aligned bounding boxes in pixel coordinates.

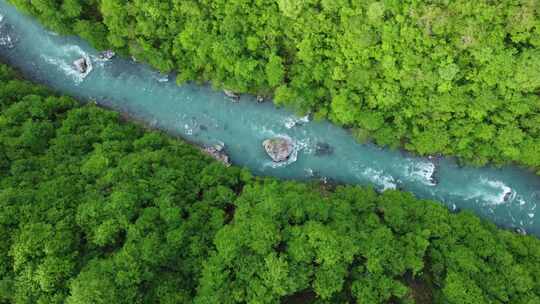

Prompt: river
[1,0,539,235]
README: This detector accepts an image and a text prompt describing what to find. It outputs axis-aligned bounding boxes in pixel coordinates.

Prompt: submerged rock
[430,174,439,186]
[263,137,294,162]
[73,57,89,74]
[431,159,441,185]
[429,167,439,186]
[515,227,527,235]
[284,114,310,129]
[213,143,224,152]
[314,142,334,156]
[0,34,14,49]
[427,154,442,161]
[318,176,342,192]
[0,21,17,49]
[503,189,514,202]
[223,89,240,101]
[98,50,115,60]
[428,155,443,185]
[408,160,439,186]
[203,143,230,166]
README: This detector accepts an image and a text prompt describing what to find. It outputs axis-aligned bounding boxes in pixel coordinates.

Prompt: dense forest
[1,63,540,303]
[7,0,540,173]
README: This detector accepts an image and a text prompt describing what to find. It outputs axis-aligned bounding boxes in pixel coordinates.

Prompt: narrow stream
[1,0,539,235]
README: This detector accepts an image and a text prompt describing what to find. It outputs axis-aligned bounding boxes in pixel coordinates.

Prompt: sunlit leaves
[2,56,540,303]
[8,0,540,172]
[266,54,285,87]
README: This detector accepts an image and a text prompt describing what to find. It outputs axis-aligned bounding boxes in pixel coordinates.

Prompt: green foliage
[9,0,540,172]
[1,63,540,303]
[0,63,243,303]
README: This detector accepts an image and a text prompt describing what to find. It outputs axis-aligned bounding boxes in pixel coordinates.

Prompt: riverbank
[1,0,539,235]
[2,61,540,304]
[6,0,540,174]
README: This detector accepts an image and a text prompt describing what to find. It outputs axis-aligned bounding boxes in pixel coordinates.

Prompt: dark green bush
[8,0,540,172]
[1,63,540,303]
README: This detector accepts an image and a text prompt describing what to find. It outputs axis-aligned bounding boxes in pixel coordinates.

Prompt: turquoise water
[1,0,539,235]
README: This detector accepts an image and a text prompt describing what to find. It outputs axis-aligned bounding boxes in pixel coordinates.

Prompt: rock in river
[223,89,240,101]
[315,142,334,156]
[73,57,89,74]
[203,143,230,166]
[503,189,514,202]
[98,50,115,60]
[263,137,294,162]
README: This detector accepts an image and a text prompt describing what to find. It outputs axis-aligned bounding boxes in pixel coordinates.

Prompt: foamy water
[405,161,437,186]
[0,0,539,235]
[284,114,310,129]
[358,167,397,191]
[465,178,516,206]
[0,14,15,48]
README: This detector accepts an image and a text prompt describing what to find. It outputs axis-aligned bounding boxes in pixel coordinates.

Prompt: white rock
[262,137,294,162]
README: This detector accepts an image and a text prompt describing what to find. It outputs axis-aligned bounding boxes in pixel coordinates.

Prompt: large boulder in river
[263,137,294,162]
[73,57,88,74]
